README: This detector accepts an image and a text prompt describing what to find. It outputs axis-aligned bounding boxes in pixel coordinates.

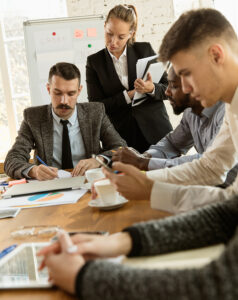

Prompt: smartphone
[92,154,113,172]
[51,230,109,242]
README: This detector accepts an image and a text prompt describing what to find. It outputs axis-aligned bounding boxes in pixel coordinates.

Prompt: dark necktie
[60,119,73,169]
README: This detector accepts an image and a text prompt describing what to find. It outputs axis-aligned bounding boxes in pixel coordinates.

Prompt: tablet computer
[0,242,52,289]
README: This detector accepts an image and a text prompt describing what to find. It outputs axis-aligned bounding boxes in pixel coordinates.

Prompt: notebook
[3,176,85,199]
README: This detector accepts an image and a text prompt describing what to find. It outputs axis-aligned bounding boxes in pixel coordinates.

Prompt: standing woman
[86,4,172,153]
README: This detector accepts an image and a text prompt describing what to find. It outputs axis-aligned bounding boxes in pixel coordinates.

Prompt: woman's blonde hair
[105,4,138,44]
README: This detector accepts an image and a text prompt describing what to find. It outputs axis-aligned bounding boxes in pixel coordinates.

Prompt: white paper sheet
[136,54,158,79]
[58,170,72,178]
[0,208,21,218]
[34,28,72,53]
[0,189,87,209]
[36,50,74,80]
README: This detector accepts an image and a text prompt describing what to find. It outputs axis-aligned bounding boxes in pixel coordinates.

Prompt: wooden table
[0,192,170,300]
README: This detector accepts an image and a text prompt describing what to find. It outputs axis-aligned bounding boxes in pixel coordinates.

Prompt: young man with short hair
[103,8,238,214]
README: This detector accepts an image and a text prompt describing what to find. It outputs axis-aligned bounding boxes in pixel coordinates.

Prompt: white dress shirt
[108,46,155,104]
[146,87,238,214]
[22,107,86,177]
[108,46,131,104]
[52,107,86,168]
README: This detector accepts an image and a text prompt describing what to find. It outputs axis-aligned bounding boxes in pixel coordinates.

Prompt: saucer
[88,195,128,211]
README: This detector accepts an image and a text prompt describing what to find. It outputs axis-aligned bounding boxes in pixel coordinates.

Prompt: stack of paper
[0,189,87,209]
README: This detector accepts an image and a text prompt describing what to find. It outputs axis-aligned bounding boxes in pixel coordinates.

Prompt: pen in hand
[35,155,58,179]
[36,155,48,167]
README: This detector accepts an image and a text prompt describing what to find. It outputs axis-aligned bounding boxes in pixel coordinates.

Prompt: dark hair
[105,4,138,44]
[159,8,237,62]
[48,62,81,85]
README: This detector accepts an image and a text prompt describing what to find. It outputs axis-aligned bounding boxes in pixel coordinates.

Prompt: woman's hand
[127,89,136,99]
[134,73,154,94]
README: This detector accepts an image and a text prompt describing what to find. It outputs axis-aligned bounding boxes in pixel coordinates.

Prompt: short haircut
[159,8,237,62]
[48,62,81,85]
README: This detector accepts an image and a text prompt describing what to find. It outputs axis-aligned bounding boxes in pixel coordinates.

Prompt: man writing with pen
[4,62,126,181]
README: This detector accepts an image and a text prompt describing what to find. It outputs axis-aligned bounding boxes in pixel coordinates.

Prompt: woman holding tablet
[86,4,172,153]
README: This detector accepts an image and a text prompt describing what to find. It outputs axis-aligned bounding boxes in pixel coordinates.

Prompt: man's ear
[208,44,225,65]
[46,83,50,94]
[78,85,83,94]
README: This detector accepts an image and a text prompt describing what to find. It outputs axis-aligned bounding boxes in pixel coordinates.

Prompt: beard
[172,104,187,115]
[169,94,190,115]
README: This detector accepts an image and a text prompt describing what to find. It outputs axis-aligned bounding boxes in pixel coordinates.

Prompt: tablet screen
[0,243,52,289]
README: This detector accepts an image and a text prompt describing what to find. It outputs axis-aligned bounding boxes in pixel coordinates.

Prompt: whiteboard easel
[23,15,105,106]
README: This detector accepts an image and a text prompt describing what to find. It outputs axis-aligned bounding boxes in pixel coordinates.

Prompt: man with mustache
[112,66,237,187]
[4,62,126,180]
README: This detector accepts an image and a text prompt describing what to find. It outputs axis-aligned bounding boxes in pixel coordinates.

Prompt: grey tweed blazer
[4,102,126,178]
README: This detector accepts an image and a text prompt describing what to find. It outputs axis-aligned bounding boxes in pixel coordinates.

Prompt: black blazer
[86,42,172,146]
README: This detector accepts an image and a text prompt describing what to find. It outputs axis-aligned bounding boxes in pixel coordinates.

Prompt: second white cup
[85,168,105,184]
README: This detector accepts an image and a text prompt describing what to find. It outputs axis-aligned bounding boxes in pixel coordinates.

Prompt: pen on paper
[36,155,59,178]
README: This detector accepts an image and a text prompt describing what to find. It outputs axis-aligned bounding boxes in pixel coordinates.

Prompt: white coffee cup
[85,168,105,184]
[94,179,118,205]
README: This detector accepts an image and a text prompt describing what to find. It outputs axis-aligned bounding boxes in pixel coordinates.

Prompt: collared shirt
[22,107,86,177]
[52,107,86,168]
[146,86,238,214]
[108,46,155,104]
[147,101,225,170]
[108,46,131,104]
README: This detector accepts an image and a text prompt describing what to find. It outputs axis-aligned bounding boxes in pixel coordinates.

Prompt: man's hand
[112,147,150,170]
[103,162,154,200]
[29,165,58,180]
[40,231,85,294]
[134,73,154,94]
[72,158,100,176]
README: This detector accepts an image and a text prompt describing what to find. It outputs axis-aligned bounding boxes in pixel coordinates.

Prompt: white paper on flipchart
[36,50,74,80]
[34,28,72,53]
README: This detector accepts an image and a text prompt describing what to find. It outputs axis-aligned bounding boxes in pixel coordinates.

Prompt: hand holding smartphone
[92,154,114,172]
[92,154,124,175]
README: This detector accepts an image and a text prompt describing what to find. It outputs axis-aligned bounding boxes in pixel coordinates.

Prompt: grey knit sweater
[76,197,238,299]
